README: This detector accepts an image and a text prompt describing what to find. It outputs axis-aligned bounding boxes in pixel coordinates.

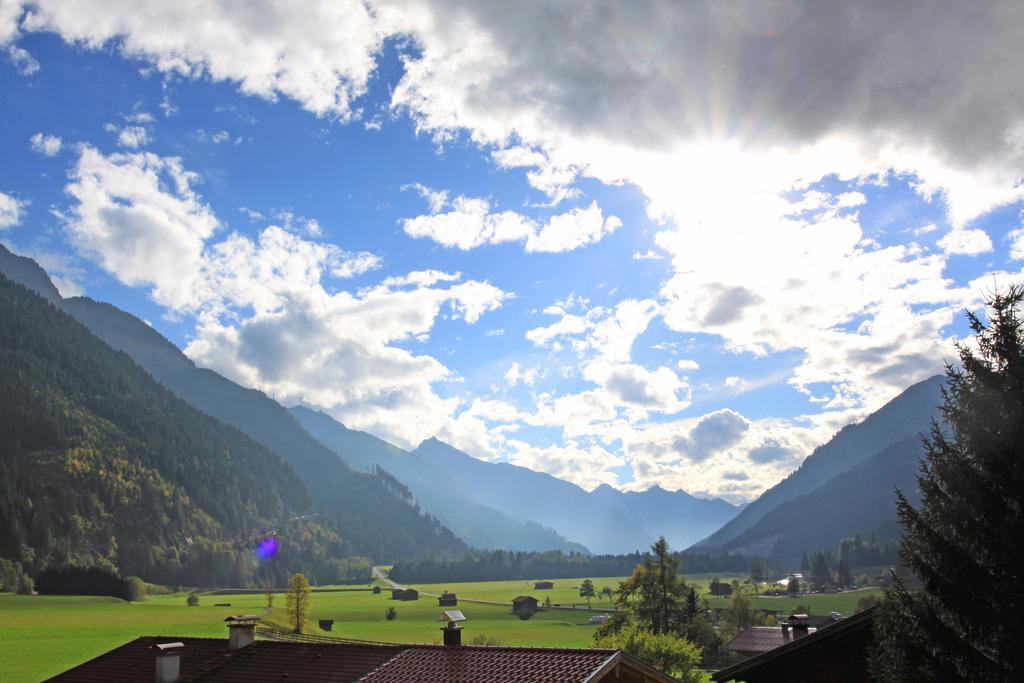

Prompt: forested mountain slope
[0,274,345,585]
[696,374,944,550]
[292,406,588,553]
[0,245,466,563]
[709,436,924,560]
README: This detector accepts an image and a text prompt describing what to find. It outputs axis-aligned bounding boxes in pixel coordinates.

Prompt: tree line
[389,547,758,584]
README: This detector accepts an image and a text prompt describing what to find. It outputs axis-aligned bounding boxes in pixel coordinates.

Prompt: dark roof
[712,607,878,683]
[726,625,817,653]
[50,637,678,683]
[48,637,233,683]
[513,595,538,602]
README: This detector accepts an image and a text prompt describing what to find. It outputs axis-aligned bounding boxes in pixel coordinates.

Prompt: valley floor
[0,574,882,682]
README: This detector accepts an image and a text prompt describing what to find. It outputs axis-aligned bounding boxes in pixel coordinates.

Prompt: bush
[385,607,397,621]
[126,576,146,602]
[36,566,133,600]
[596,626,703,683]
[0,558,32,594]
[187,592,200,606]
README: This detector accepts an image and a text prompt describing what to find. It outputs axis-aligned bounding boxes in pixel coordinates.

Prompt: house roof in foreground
[48,636,677,683]
[727,625,818,653]
[712,607,878,683]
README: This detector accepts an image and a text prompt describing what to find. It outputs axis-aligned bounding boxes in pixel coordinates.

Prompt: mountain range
[693,374,945,561]
[0,245,740,558]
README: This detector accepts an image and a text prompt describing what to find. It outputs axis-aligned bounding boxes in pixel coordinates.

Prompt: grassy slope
[0,575,881,682]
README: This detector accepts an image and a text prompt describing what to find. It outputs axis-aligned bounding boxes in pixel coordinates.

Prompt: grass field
[0,574,882,682]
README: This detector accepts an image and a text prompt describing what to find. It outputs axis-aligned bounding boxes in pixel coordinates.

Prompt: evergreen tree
[750,557,767,595]
[811,552,832,587]
[614,537,688,634]
[800,553,810,572]
[285,573,311,633]
[837,559,853,588]
[683,585,700,623]
[872,287,1024,682]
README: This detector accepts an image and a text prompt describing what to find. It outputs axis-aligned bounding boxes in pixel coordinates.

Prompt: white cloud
[914,223,939,236]
[20,0,382,120]
[64,146,218,310]
[937,226,994,256]
[8,44,38,74]
[504,362,538,387]
[632,249,662,261]
[61,146,510,450]
[0,191,27,229]
[1009,227,1024,261]
[402,190,619,253]
[402,195,534,250]
[524,201,621,253]
[211,130,230,144]
[116,125,151,149]
[29,132,62,156]
[676,359,699,372]
[505,438,624,491]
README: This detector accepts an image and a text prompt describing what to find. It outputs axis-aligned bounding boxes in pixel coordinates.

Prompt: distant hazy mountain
[291,406,588,553]
[589,483,741,551]
[0,245,466,562]
[695,375,944,558]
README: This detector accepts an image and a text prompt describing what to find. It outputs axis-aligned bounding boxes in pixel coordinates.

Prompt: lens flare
[254,537,278,560]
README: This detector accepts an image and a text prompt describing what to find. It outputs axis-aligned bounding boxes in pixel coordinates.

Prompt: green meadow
[0,574,881,682]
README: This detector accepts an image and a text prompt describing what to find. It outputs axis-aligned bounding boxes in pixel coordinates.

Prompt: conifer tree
[872,286,1024,681]
[614,537,688,634]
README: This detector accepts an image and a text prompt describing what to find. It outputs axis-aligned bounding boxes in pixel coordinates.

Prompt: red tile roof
[49,636,678,683]
[358,645,616,683]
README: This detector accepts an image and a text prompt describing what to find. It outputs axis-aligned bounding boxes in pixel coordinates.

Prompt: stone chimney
[153,642,184,683]
[788,613,811,639]
[224,615,260,650]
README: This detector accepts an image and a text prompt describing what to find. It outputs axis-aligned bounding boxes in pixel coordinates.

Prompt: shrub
[385,607,397,621]
[596,626,703,683]
[0,558,32,594]
[36,566,133,600]
[126,576,146,602]
[187,592,200,606]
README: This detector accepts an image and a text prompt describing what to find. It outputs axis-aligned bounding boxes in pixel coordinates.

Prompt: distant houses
[533,581,554,590]
[438,592,457,606]
[512,595,539,617]
[391,588,419,601]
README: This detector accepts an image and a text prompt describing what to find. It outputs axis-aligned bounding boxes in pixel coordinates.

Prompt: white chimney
[225,615,260,650]
[153,642,183,683]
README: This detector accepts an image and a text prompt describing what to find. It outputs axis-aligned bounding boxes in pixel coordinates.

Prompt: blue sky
[1,1,1022,502]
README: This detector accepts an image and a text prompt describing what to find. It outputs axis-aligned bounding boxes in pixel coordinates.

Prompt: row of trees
[390,547,760,584]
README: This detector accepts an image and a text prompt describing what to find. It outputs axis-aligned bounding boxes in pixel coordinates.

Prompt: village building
[49,616,677,682]
[712,608,877,683]
[512,595,540,616]
[390,588,418,601]
[533,581,554,589]
[438,591,457,606]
